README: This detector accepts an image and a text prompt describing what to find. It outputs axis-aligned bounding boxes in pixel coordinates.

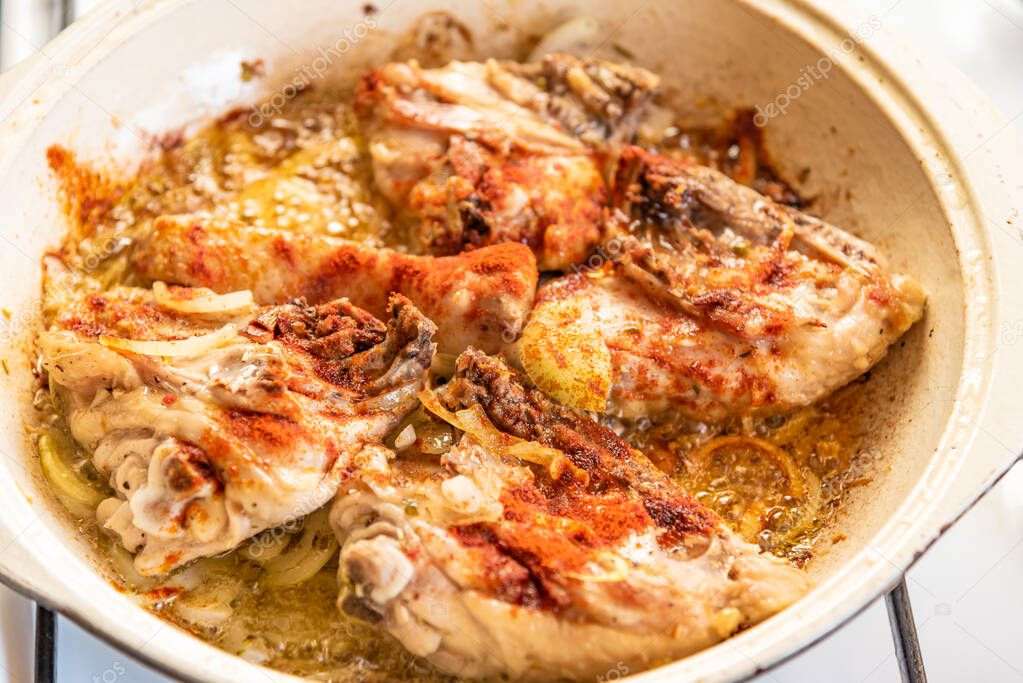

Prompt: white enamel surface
[0,1,1021,682]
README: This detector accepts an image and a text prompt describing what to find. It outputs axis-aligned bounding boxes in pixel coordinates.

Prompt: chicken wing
[131,214,537,355]
[521,147,926,419]
[356,55,659,269]
[40,283,435,574]
[331,350,808,680]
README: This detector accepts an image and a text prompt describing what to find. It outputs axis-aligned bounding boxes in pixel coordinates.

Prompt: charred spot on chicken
[40,282,435,574]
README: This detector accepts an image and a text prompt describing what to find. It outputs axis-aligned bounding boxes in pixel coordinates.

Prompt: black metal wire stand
[885,577,928,683]
[35,604,56,683]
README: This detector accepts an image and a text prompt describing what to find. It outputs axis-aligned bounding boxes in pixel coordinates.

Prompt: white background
[0,0,1021,681]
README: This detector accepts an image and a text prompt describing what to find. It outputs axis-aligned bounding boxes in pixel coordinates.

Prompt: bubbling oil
[34,84,868,680]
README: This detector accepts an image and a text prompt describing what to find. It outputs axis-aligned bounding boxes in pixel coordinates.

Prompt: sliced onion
[173,591,236,627]
[261,537,337,588]
[419,385,587,483]
[109,543,159,592]
[261,508,337,588]
[690,435,822,544]
[152,281,254,315]
[38,431,106,511]
[393,424,417,451]
[690,435,806,499]
[239,531,290,564]
[100,323,238,358]
[430,352,458,378]
[519,297,612,412]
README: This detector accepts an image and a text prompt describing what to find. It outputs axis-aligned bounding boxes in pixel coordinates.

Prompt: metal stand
[885,577,928,683]
[35,604,56,683]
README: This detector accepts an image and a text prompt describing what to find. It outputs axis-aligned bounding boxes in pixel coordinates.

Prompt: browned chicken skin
[523,147,926,419]
[356,55,659,269]
[40,283,435,574]
[131,214,537,355]
[331,350,808,680]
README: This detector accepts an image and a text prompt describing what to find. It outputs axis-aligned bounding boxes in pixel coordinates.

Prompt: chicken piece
[331,350,808,680]
[356,55,659,269]
[40,284,435,574]
[521,147,927,419]
[496,54,661,146]
[131,214,537,355]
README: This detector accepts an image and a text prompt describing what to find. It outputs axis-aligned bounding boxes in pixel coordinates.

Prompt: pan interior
[0,0,967,679]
